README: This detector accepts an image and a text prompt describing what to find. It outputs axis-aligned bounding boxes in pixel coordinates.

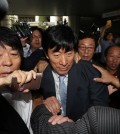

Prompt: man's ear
[46,55,49,59]
[43,51,49,59]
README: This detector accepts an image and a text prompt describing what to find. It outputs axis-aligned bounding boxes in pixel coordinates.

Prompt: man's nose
[113,58,119,63]
[3,54,12,66]
[60,55,67,66]
[84,48,89,55]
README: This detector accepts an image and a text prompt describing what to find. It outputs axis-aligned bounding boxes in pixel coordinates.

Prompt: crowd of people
[0,0,120,134]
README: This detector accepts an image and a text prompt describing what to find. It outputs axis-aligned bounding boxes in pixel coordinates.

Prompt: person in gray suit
[39,25,109,121]
[31,104,120,134]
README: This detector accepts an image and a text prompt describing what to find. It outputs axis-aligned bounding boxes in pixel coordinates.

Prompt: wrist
[112,77,120,88]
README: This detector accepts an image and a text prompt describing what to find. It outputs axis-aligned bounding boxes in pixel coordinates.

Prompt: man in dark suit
[40,25,109,121]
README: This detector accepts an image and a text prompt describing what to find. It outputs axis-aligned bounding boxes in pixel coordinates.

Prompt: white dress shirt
[1,88,33,133]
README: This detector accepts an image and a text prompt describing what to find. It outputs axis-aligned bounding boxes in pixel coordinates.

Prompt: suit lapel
[41,65,56,98]
[66,63,78,115]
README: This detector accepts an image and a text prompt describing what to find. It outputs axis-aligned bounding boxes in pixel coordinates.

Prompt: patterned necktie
[59,76,67,116]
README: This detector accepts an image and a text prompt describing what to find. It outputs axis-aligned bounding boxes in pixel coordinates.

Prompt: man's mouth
[59,67,68,71]
[0,72,12,77]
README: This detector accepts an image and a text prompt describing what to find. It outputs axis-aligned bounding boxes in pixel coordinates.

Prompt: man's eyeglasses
[78,46,95,51]
[31,35,41,39]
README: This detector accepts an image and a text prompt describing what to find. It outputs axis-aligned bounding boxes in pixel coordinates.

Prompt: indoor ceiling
[7,0,120,17]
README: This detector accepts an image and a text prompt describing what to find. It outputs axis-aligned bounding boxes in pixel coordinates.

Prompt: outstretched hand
[93,64,114,84]
[48,115,73,125]
[43,96,61,115]
[0,70,37,92]
[93,64,120,94]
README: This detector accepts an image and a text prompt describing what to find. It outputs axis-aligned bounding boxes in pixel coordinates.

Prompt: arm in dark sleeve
[31,104,90,134]
[21,49,46,71]
[87,106,120,134]
[31,104,120,134]
[31,104,74,134]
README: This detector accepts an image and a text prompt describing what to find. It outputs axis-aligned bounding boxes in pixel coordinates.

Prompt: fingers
[25,70,37,82]
[17,70,27,85]
[6,70,37,90]
[74,52,81,63]
[44,96,61,115]
[108,85,118,95]
[93,77,103,83]
[48,115,73,125]
[23,89,29,93]
[8,70,26,85]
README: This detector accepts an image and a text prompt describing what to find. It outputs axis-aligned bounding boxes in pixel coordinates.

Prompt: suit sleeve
[31,104,120,134]
[31,104,90,134]
[87,106,120,134]
[21,49,46,71]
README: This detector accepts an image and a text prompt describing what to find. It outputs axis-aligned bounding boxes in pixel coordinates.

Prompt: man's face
[31,30,42,49]
[78,38,95,61]
[46,48,75,75]
[106,46,120,73]
[0,45,21,77]
[106,33,114,41]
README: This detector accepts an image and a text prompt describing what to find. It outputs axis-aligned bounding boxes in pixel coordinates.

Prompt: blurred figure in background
[22,26,44,57]
[21,26,46,71]
[103,45,120,108]
[99,20,115,64]
[76,31,100,63]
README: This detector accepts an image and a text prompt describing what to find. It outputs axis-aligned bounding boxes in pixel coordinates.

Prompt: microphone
[0,0,8,20]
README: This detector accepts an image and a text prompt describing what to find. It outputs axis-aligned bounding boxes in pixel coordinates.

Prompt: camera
[11,22,32,38]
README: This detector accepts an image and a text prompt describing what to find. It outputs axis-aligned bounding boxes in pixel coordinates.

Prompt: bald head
[0,0,8,20]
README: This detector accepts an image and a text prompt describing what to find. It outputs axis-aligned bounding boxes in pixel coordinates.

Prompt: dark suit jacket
[0,94,30,134]
[31,104,120,134]
[40,60,109,121]
[21,49,46,71]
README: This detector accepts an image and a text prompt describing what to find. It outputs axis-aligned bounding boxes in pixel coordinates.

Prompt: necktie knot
[59,76,65,83]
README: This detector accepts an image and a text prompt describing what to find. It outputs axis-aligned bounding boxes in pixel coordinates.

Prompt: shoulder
[77,60,93,70]
[76,60,101,77]
[42,64,53,78]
